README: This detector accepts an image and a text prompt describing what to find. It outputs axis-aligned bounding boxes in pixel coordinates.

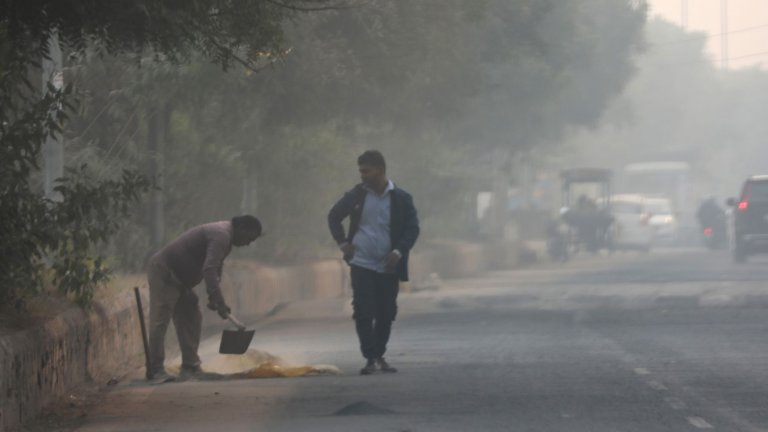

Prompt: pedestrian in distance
[328,150,420,375]
[145,215,262,383]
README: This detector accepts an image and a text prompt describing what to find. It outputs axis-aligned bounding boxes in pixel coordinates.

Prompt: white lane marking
[634,367,651,375]
[664,396,688,410]
[648,380,668,391]
[688,416,714,429]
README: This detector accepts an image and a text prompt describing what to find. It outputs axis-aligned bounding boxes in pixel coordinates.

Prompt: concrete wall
[223,259,350,321]
[0,242,528,431]
[0,292,147,431]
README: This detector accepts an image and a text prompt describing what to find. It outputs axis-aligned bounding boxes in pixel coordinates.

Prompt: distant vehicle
[701,222,728,250]
[609,194,654,252]
[645,196,678,243]
[696,196,727,250]
[621,162,694,243]
[726,175,768,263]
[558,168,615,254]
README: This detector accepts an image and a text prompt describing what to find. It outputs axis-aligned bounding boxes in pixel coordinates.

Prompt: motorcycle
[698,199,727,250]
[702,224,727,249]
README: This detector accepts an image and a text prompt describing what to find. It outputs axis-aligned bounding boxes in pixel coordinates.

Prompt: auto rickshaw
[555,168,615,255]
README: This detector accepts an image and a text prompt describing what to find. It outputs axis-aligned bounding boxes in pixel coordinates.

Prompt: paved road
[56,249,768,431]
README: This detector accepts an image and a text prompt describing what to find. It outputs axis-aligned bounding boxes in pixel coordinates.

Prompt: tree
[0,0,339,310]
[2,0,648,295]
[59,0,648,260]
[253,0,647,239]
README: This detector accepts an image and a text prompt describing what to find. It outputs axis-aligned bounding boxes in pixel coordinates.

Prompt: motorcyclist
[562,195,610,253]
[697,196,726,248]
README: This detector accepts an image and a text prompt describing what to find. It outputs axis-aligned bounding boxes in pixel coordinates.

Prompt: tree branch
[262,0,363,12]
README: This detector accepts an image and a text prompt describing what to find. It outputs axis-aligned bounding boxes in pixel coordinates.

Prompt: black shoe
[148,370,176,385]
[178,365,204,380]
[376,358,397,373]
[178,365,225,380]
[360,359,377,375]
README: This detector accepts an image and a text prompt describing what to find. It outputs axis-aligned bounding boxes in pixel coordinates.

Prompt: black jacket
[327,183,420,281]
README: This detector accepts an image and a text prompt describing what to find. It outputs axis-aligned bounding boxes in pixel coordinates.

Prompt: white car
[645,197,678,243]
[610,194,655,251]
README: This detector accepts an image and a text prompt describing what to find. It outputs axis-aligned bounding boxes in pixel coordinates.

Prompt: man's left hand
[384,250,402,273]
[207,290,231,320]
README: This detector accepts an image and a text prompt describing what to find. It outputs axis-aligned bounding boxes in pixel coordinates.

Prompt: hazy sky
[647,0,768,69]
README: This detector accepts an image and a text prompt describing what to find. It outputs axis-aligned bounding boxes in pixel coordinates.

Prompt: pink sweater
[152,221,232,294]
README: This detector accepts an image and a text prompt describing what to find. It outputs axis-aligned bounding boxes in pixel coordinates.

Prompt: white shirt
[350,181,395,273]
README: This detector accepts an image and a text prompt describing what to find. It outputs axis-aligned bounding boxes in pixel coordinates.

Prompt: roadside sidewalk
[255,248,768,326]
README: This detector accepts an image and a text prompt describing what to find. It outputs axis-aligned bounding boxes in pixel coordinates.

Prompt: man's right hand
[340,242,355,256]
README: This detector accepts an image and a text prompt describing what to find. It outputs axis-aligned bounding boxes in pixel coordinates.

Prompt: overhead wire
[651,23,768,48]
[655,49,768,69]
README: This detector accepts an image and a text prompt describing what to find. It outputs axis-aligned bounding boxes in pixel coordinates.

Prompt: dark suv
[727,175,768,262]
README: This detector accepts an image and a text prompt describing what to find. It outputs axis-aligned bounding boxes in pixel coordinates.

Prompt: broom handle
[134,286,152,379]
[227,313,246,331]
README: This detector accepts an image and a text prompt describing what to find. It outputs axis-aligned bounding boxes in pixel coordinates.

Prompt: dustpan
[219,314,255,355]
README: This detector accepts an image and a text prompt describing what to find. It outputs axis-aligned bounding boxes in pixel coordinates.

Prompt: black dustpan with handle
[219,313,255,355]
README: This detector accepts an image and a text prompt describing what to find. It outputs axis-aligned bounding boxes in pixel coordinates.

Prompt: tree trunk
[42,32,63,202]
[490,147,512,239]
[147,105,171,251]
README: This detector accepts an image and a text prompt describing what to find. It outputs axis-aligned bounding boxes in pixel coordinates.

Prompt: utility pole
[721,0,729,69]
[490,147,512,240]
[681,0,688,29]
[42,32,64,202]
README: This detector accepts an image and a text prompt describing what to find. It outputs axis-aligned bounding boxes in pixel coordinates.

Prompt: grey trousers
[147,258,202,374]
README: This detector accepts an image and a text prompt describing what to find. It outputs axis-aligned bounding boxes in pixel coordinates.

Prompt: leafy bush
[0,52,151,311]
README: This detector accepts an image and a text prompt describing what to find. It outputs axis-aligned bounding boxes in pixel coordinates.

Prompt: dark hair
[357,150,386,170]
[231,215,262,235]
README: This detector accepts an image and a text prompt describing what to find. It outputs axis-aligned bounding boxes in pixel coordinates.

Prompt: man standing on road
[146,215,262,383]
[328,151,420,375]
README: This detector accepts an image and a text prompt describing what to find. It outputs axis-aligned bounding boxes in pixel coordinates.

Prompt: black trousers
[350,265,399,360]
